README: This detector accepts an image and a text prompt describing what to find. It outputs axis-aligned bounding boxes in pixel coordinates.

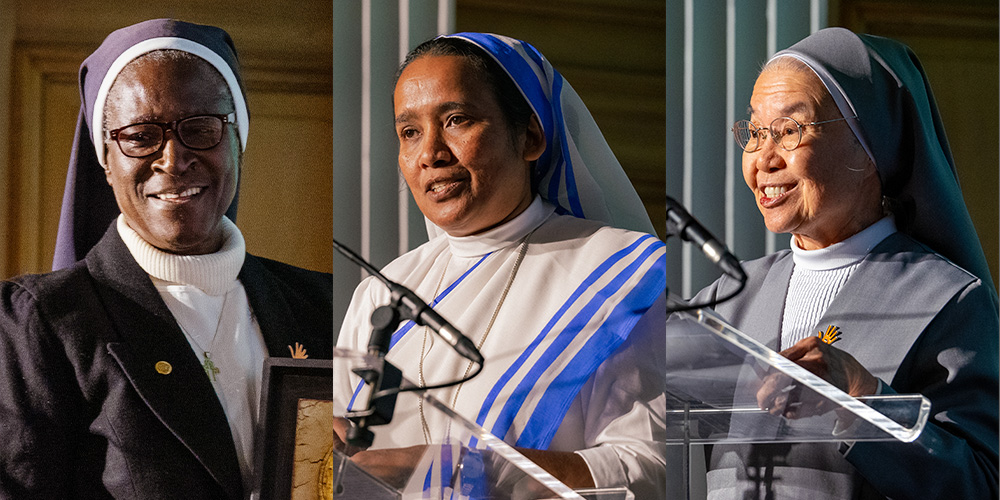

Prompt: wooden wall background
[0,0,667,281]
[0,0,995,293]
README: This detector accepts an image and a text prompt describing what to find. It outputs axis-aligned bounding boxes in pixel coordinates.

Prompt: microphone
[387,283,484,364]
[332,237,484,365]
[666,195,746,283]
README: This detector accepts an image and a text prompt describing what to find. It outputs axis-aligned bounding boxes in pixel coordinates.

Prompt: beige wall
[0,0,333,279]
[1,0,994,289]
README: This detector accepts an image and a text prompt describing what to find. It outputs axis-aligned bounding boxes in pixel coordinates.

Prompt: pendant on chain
[203,351,220,381]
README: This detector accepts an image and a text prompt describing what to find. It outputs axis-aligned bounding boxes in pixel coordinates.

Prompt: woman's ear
[103,158,113,185]
[522,115,546,162]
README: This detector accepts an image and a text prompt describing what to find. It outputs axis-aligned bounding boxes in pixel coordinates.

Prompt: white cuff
[574,446,623,488]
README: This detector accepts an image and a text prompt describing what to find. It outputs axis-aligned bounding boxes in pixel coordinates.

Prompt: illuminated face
[104,54,239,255]
[742,64,881,250]
[393,55,544,237]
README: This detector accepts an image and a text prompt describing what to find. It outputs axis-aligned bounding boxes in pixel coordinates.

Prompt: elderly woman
[695,28,999,499]
[335,33,670,497]
[0,20,332,498]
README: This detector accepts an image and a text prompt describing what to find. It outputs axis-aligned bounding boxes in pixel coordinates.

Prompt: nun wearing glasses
[0,19,332,498]
[694,28,998,499]
[334,33,673,498]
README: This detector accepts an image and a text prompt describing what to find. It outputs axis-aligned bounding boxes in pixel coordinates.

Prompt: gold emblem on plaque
[291,399,333,499]
[318,446,334,500]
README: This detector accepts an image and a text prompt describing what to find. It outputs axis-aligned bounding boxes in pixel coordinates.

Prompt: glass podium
[665,296,931,498]
[329,297,932,499]
[332,348,632,500]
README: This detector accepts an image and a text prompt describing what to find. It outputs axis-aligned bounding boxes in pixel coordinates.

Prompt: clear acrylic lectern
[665,296,931,498]
[332,348,632,500]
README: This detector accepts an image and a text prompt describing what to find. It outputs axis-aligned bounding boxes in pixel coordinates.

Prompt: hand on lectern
[334,417,428,488]
[756,336,879,419]
[333,417,366,457]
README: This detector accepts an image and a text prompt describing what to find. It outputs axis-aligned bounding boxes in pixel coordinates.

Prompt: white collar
[117,214,246,295]
[791,215,897,271]
[443,196,554,258]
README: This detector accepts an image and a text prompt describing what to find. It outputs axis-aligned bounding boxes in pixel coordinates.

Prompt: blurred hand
[350,445,428,489]
[333,417,427,488]
[332,417,366,456]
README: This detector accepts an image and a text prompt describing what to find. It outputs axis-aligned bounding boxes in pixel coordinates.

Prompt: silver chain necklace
[417,229,534,444]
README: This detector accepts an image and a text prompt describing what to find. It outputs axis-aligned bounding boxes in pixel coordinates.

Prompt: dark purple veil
[52,18,248,270]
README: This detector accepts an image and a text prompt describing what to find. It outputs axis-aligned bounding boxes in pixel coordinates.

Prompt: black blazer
[0,224,333,499]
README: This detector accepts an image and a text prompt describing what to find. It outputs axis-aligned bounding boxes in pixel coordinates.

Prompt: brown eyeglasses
[105,113,236,158]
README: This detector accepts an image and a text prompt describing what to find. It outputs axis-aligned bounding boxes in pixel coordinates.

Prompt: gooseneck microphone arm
[333,237,485,447]
[332,237,484,364]
[666,196,748,312]
[331,238,485,394]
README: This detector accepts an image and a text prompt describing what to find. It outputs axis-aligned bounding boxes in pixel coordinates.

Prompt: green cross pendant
[203,352,220,381]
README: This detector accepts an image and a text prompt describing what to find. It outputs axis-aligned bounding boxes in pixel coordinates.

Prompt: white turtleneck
[443,195,554,258]
[780,216,897,348]
[117,214,266,491]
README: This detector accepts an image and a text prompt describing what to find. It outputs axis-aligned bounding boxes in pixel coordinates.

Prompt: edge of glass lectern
[665,294,930,445]
[332,348,633,500]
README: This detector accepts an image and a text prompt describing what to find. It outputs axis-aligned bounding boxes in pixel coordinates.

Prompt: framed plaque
[251,357,333,500]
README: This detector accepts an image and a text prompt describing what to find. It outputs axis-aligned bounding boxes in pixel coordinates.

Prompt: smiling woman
[741,58,881,250]
[103,52,240,255]
[692,27,999,499]
[0,19,334,499]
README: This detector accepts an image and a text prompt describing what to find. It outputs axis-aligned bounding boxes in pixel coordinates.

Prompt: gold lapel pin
[155,361,173,375]
[289,342,309,359]
[817,325,842,345]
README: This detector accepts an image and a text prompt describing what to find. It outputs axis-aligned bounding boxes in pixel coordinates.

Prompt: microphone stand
[665,199,748,313]
[342,301,404,448]
[332,238,407,448]
[664,200,746,499]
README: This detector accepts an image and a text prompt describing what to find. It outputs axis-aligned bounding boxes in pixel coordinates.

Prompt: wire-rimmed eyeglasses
[732,116,849,152]
[105,113,236,158]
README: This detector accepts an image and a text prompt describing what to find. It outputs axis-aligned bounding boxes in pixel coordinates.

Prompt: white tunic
[336,198,671,497]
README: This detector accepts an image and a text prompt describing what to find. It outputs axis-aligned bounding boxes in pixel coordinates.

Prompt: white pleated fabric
[780,216,898,348]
